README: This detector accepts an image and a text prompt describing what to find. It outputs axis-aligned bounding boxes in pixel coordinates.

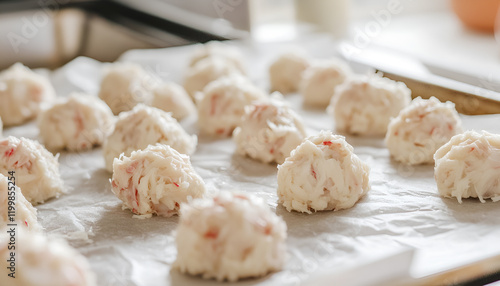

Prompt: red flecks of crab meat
[210,95,219,116]
[30,85,43,101]
[447,123,453,131]
[4,148,14,158]
[322,141,341,149]
[132,208,138,214]
[264,224,272,235]
[234,194,249,200]
[470,147,475,152]
[134,188,139,207]
[80,142,88,149]
[111,180,118,188]
[173,182,179,187]
[252,104,268,120]
[204,229,219,239]
[394,131,399,136]
[175,202,180,208]
[74,112,85,137]
[215,128,225,135]
[429,127,436,135]
[311,165,317,179]
[213,196,226,207]
[126,161,139,174]
[24,221,28,227]
[269,147,274,154]
[17,160,33,171]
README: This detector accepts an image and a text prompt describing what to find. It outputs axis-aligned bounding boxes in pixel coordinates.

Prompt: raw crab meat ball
[197,75,267,136]
[151,82,196,121]
[98,62,154,115]
[0,228,96,286]
[269,51,310,94]
[277,130,370,213]
[184,57,242,98]
[233,96,307,164]
[38,93,115,151]
[434,131,500,203]
[0,63,56,126]
[111,144,206,217]
[0,136,64,205]
[299,59,351,107]
[173,192,287,282]
[0,173,41,231]
[103,104,197,172]
[188,41,245,73]
[385,97,463,165]
[328,74,411,136]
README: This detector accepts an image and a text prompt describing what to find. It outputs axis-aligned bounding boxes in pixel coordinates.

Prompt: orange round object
[451,0,500,33]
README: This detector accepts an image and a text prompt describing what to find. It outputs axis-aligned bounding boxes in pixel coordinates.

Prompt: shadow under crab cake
[169,269,277,286]
[230,153,278,178]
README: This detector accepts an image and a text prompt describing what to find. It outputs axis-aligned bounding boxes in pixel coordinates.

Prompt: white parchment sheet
[5,38,500,286]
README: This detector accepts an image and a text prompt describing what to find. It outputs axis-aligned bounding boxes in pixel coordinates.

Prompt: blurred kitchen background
[0,0,499,88]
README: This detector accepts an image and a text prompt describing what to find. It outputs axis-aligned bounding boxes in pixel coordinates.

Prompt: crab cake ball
[278,131,370,213]
[385,97,463,165]
[0,229,96,286]
[434,131,500,203]
[299,59,351,107]
[269,51,310,94]
[0,63,56,126]
[151,82,196,121]
[38,93,115,152]
[98,62,154,115]
[184,57,242,98]
[0,174,41,231]
[0,136,64,205]
[233,96,307,164]
[329,75,411,136]
[189,41,245,73]
[197,75,267,136]
[173,192,287,282]
[103,104,197,172]
[111,144,205,217]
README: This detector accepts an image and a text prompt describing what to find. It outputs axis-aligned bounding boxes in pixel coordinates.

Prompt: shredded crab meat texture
[111,144,205,216]
[38,94,114,151]
[277,131,370,213]
[0,137,63,205]
[434,131,500,203]
[385,97,462,165]
[197,75,266,136]
[103,104,197,172]
[0,173,41,231]
[234,100,306,164]
[0,229,96,286]
[0,63,56,126]
[173,192,286,282]
[329,75,411,135]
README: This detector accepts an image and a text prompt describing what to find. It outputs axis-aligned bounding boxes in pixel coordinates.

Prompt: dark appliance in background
[0,0,250,70]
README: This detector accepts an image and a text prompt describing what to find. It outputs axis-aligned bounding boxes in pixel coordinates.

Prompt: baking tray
[4,38,500,286]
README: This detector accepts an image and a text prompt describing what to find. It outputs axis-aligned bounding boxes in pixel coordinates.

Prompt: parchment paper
[4,37,500,286]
